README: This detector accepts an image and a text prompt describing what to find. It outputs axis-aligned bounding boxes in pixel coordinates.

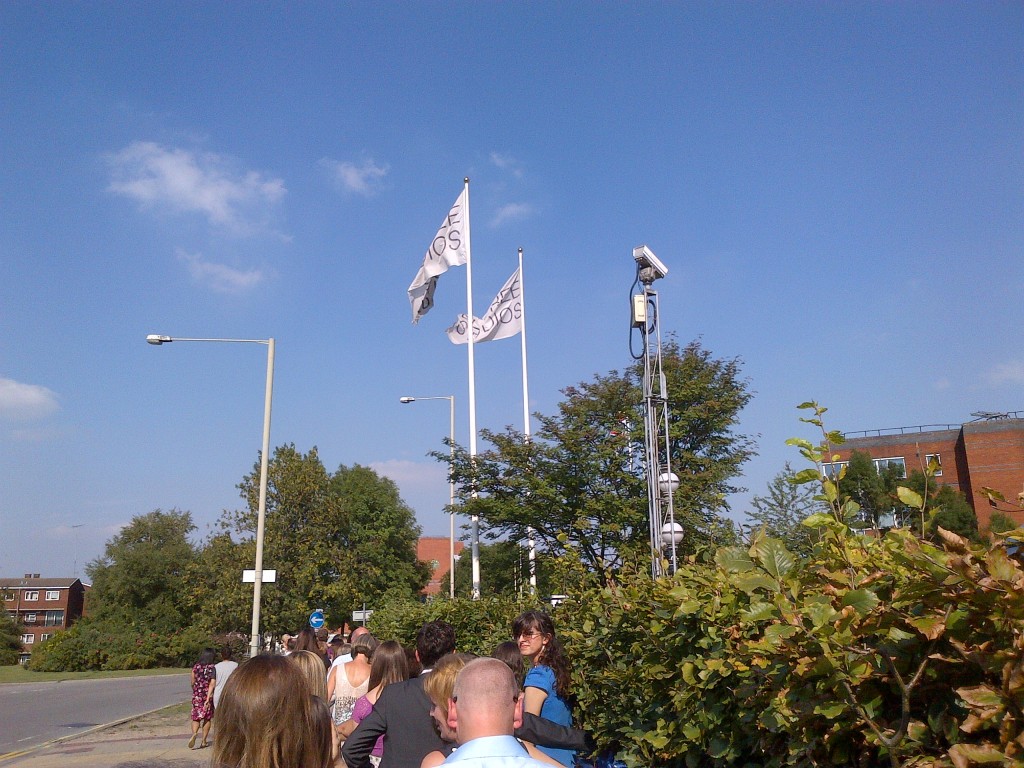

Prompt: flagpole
[518,248,537,593]
[464,177,482,599]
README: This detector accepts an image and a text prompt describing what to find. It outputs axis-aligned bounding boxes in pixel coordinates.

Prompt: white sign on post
[242,569,277,583]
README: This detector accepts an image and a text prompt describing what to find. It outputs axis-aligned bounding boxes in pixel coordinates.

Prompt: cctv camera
[633,245,668,282]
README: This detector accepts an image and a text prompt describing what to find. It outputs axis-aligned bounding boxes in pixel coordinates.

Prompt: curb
[0,701,187,764]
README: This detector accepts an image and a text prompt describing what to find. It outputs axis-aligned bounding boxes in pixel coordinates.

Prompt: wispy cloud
[107,141,286,233]
[0,378,60,421]
[987,360,1024,387]
[177,249,265,293]
[491,202,533,227]
[321,156,389,196]
[489,152,523,178]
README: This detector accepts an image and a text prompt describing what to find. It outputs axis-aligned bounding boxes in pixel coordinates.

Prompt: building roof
[0,577,84,589]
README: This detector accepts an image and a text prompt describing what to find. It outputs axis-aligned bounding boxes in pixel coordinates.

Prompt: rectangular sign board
[352,610,374,622]
[243,569,277,583]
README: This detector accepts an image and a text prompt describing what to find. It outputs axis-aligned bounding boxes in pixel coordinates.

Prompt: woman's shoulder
[524,663,556,687]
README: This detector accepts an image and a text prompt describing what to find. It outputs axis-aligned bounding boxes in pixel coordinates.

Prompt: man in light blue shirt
[443,658,552,768]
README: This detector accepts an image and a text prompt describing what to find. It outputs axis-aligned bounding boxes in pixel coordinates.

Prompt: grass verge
[0,664,189,684]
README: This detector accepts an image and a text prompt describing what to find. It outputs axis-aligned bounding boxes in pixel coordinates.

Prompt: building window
[4,593,12,601]
[45,590,60,601]
[925,454,943,476]
[25,613,36,624]
[40,633,52,642]
[822,461,849,479]
[872,457,906,478]
[24,591,39,601]
[21,634,34,644]
[43,610,65,626]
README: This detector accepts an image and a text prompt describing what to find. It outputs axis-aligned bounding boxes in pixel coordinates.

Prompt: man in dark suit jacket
[343,621,590,768]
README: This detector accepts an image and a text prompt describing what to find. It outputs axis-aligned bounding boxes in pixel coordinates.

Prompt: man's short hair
[451,658,520,731]
[416,620,456,668]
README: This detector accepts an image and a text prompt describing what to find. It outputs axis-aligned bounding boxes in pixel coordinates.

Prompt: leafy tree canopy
[452,540,555,598]
[86,508,197,632]
[0,604,22,665]
[443,339,754,580]
[745,462,827,556]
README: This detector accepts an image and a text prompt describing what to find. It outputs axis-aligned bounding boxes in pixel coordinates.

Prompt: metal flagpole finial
[464,177,470,184]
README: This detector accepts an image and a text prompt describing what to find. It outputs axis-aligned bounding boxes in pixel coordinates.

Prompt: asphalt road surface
[0,673,189,756]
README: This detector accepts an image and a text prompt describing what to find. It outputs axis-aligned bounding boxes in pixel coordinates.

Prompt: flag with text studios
[407,188,470,324]
[446,267,522,345]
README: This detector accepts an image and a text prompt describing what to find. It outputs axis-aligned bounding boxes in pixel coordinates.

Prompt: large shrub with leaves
[560,403,1024,767]
[28,620,207,671]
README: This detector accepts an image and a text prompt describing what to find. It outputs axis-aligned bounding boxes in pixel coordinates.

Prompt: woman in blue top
[514,610,575,767]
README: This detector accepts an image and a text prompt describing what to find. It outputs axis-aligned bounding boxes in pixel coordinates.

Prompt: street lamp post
[400,395,456,599]
[146,334,274,659]
[658,471,681,573]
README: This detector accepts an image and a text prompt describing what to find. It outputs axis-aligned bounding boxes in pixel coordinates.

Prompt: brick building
[2,575,89,663]
[824,414,1024,531]
[417,536,464,596]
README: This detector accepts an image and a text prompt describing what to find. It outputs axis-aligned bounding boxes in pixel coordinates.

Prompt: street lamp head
[661,521,684,547]
[146,334,172,345]
[658,472,680,495]
[399,397,415,404]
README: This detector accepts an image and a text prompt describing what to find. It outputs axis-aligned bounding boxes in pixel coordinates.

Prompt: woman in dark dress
[189,647,217,749]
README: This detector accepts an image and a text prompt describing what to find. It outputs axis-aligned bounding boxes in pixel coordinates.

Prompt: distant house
[417,537,464,596]
[824,413,1024,531]
[1,574,89,664]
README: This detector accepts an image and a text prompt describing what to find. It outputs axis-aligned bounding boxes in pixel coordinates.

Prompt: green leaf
[751,537,796,580]
[791,468,822,485]
[841,589,880,615]
[715,546,755,572]
[896,486,923,508]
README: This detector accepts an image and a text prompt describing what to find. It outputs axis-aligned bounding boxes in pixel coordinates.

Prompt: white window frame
[40,633,52,641]
[872,456,906,478]
[25,613,36,623]
[822,461,848,479]
[21,634,34,644]
[925,454,943,476]
[45,590,60,601]
[24,590,39,601]
[44,610,65,626]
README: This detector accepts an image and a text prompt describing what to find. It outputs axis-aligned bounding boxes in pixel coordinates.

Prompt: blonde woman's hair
[422,652,476,723]
[290,650,328,701]
[213,655,333,768]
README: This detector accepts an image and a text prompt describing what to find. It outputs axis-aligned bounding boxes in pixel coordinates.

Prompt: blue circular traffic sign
[309,610,325,629]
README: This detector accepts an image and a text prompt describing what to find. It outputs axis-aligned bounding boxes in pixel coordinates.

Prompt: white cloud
[369,459,446,491]
[0,378,59,422]
[489,152,523,178]
[987,361,1024,387]
[321,157,389,196]
[177,249,265,293]
[491,202,533,227]
[107,141,285,232]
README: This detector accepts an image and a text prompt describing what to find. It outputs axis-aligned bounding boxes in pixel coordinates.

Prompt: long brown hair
[213,655,333,768]
[366,640,409,692]
[289,650,328,701]
[512,610,571,698]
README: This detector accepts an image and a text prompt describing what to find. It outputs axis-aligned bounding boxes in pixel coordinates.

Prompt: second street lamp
[146,334,274,659]
[400,395,456,598]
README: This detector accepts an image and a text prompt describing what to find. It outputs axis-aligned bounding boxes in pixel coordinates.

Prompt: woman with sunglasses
[513,610,575,767]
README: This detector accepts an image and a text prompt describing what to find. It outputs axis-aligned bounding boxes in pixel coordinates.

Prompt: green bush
[29,619,210,671]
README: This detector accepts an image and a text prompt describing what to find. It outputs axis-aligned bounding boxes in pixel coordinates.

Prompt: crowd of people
[187,610,589,768]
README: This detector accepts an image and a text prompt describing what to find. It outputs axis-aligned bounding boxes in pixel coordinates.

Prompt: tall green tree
[444,339,754,579]
[835,450,905,528]
[189,446,428,637]
[745,462,826,556]
[0,601,22,665]
[86,509,197,632]
[901,470,979,541]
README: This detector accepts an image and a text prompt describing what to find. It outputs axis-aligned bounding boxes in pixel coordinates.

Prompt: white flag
[408,189,470,323]
[446,267,523,345]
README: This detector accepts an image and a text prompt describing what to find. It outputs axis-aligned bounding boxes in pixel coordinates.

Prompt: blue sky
[2,3,1021,579]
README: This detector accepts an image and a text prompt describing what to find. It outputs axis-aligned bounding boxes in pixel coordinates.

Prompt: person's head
[197,647,216,666]
[293,628,320,654]
[512,610,571,696]
[405,644,422,677]
[290,650,329,701]
[351,632,379,663]
[448,658,522,743]
[423,652,476,743]
[350,626,370,644]
[315,627,328,643]
[416,620,456,669]
[221,646,234,662]
[213,655,333,768]
[491,641,524,688]
[367,640,410,692]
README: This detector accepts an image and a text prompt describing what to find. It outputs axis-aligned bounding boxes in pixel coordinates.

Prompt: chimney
[33,573,40,578]
[24,573,32,579]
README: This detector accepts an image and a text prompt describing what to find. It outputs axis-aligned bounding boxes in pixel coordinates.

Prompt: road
[0,673,189,757]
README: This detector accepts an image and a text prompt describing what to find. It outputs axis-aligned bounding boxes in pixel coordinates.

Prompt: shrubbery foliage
[28,622,208,671]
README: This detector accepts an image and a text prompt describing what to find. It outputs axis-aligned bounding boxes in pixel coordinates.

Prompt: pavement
[0,702,211,768]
